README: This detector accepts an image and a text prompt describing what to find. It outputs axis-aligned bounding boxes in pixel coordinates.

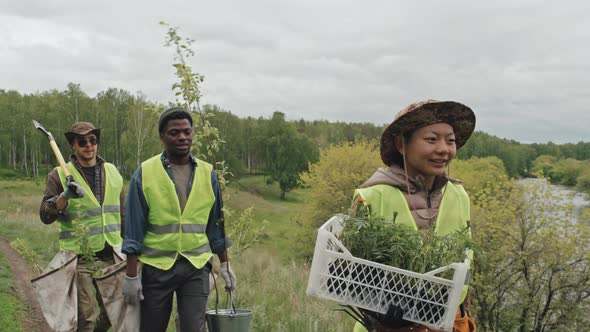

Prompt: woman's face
[398,122,456,179]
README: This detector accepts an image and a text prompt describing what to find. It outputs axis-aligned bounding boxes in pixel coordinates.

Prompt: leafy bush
[575,161,590,194]
[470,178,590,331]
[452,156,509,204]
[0,168,21,179]
[530,155,558,179]
[297,139,381,259]
[300,139,382,228]
[548,158,584,185]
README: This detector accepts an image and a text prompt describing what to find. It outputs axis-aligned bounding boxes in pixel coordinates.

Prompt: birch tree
[120,94,159,174]
[97,88,132,168]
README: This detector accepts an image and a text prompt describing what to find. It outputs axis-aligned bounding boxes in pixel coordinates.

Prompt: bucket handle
[211,270,237,314]
[210,206,237,314]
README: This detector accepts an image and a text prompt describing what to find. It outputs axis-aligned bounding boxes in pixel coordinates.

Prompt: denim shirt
[122,152,231,256]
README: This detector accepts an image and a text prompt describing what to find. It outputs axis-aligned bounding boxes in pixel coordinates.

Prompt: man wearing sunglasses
[40,121,125,332]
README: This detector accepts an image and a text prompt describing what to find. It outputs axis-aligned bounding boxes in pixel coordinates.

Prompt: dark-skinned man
[39,121,125,332]
[122,106,235,332]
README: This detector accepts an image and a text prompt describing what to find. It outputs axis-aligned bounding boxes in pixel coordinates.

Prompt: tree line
[458,131,590,177]
[1,85,589,187]
[530,155,590,193]
[0,85,381,183]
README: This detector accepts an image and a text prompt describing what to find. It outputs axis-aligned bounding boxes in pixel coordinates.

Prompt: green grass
[0,252,25,332]
[209,249,355,332]
[230,175,309,204]
[226,175,313,261]
[0,168,23,180]
[0,180,60,265]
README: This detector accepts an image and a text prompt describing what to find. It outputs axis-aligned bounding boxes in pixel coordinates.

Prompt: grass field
[0,252,25,332]
[226,175,312,260]
[0,176,355,332]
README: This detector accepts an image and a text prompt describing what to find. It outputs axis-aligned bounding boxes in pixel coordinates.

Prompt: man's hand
[122,274,144,304]
[220,262,236,291]
[60,178,85,199]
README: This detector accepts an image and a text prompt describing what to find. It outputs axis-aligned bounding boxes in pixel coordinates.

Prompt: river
[517,177,589,221]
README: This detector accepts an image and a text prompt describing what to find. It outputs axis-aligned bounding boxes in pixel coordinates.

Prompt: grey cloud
[1,0,589,143]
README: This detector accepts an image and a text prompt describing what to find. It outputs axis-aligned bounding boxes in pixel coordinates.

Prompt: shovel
[32,120,79,192]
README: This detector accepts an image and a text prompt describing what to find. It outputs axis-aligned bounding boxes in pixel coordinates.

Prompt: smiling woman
[350,100,477,332]
[397,122,457,190]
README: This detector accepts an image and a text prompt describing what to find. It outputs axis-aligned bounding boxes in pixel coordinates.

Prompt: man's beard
[77,151,95,161]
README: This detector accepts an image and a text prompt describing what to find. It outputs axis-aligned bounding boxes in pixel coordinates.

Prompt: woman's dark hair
[390,129,416,168]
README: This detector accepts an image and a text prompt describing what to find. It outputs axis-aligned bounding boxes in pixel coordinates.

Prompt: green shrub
[0,168,21,179]
[530,155,558,179]
[298,139,382,259]
[452,157,509,204]
[549,158,584,185]
[576,172,590,194]
[300,139,382,228]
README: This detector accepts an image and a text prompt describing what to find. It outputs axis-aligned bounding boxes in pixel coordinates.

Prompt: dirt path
[0,238,51,332]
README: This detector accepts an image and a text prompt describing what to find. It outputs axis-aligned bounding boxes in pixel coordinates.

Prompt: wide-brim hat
[380,99,476,166]
[64,122,101,144]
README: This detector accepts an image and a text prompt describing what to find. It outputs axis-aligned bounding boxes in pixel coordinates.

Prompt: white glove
[60,177,86,199]
[220,262,236,291]
[122,274,144,304]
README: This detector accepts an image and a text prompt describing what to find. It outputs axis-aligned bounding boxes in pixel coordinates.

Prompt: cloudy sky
[1,0,589,143]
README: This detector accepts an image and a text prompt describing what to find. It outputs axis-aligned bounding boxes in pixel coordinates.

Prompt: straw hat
[380,100,476,166]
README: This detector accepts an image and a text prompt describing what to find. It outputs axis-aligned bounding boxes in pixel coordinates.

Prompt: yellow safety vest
[57,162,123,253]
[352,182,472,332]
[139,154,215,271]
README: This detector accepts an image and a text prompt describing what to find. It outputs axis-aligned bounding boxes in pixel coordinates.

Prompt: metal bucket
[205,309,252,332]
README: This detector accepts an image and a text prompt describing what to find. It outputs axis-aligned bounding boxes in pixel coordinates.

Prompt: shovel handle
[49,139,71,178]
[33,120,72,179]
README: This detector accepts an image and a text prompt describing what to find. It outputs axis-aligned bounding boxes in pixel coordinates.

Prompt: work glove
[375,304,409,329]
[220,262,236,291]
[122,274,144,305]
[60,177,85,199]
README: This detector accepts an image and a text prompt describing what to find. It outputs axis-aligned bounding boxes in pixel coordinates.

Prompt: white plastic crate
[306,214,469,332]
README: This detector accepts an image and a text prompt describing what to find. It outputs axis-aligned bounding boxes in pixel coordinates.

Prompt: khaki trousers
[77,257,114,332]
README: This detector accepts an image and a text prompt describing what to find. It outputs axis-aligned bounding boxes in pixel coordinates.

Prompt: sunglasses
[77,137,98,147]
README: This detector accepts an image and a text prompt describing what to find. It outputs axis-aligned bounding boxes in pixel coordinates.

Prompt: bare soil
[0,238,51,332]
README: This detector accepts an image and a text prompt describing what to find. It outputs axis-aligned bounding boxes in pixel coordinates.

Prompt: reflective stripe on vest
[142,242,211,258]
[59,224,121,239]
[67,205,120,219]
[147,223,207,234]
[139,154,215,271]
[354,182,472,303]
[56,162,123,253]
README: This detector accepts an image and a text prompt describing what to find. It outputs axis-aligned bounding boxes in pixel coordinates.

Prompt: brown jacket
[354,164,462,229]
[39,155,125,233]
